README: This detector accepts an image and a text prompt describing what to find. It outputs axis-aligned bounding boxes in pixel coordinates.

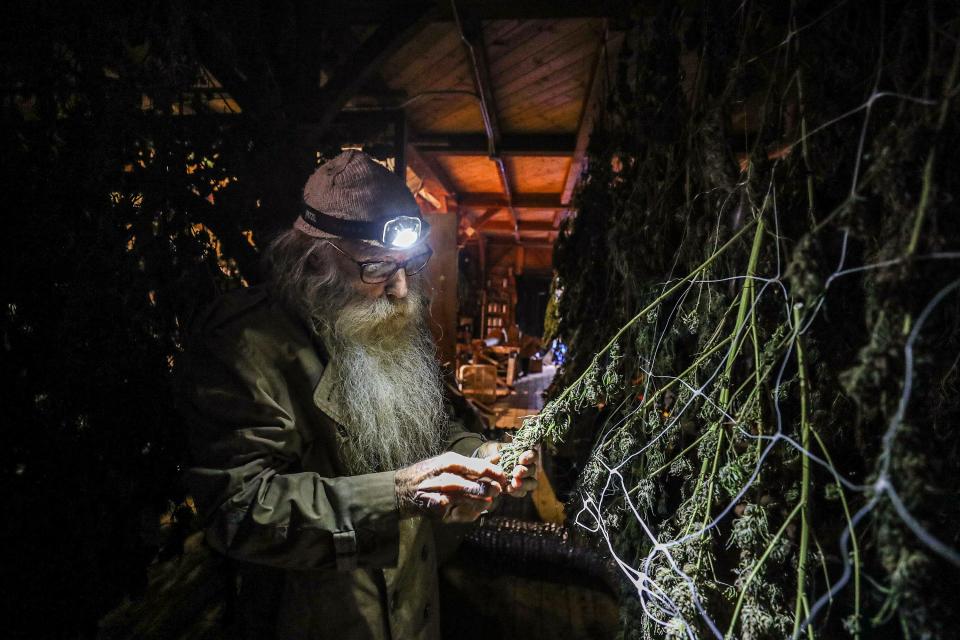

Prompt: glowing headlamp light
[382,216,422,248]
[301,203,430,248]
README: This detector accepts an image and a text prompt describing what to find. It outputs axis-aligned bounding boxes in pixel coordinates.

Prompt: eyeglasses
[326,242,433,284]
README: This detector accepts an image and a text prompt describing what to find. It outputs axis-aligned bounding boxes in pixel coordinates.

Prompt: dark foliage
[503,0,960,637]
[0,2,365,635]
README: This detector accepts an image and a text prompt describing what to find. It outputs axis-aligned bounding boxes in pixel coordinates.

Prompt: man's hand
[395,452,506,523]
[476,442,540,498]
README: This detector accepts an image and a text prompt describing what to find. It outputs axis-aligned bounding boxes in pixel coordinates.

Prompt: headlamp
[382,216,422,248]
[301,202,430,247]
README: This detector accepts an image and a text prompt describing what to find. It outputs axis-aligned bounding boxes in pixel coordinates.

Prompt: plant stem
[719,217,767,412]
[642,430,710,482]
[903,38,959,334]
[749,269,764,461]
[907,152,935,258]
[796,67,817,226]
[694,426,725,567]
[693,217,768,564]
[802,594,815,640]
[685,442,715,538]
[725,500,804,638]
[811,426,861,640]
[792,304,813,639]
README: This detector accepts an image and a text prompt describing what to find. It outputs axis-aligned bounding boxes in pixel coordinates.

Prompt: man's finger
[481,479,503,499]
[443,458,507,484]
[456,457,508,483]
[506,477,539,497]
[440,455,507,485]
[517,449,538,466]
[510,466,527,488]
[418,473,496,500]
[513,463,537,480]
[510,465,538,491]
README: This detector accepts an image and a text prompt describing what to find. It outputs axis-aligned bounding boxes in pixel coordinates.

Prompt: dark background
[0,2,372,635]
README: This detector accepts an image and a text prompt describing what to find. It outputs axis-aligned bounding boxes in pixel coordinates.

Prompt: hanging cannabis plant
[501,1,960,638]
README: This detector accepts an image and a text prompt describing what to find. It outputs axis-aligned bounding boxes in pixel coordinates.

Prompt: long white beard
[316,289,447,474]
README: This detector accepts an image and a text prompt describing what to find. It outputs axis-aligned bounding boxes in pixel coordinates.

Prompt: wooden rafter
[406,139,457,198]
[473,207,502,230]
[193,18,273,117]
[561,25,621,206]
[493,159,520,242]
[476,228,487,278]
[453,0,521,243]
[452,2,500,152]
[393,110,407,176]
[487,238,555,250]
[459,193,562,209]
[482,220,558,234]
[410,133,576,157]
[305,5,437,130]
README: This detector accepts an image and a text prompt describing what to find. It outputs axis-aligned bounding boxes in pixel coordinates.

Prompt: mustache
[326,289,424,348]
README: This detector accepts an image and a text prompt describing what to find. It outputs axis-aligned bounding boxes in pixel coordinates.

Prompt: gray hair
[261,228,342,329]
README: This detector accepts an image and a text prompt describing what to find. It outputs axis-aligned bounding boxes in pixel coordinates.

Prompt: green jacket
[179,285,485,640]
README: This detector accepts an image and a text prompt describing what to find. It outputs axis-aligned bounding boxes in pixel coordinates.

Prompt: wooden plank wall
[422,208,460,367]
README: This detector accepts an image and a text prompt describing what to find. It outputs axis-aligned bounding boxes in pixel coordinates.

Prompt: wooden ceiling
[345,1,626,250]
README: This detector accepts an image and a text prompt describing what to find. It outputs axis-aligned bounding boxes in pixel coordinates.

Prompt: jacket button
[421,544,429,562]
[423,603,431,620]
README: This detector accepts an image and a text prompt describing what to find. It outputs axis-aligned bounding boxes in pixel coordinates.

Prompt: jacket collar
[313,356,347,427]
[264,288,348,426]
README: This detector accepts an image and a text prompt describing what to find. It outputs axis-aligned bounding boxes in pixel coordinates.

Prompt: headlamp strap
[301,203,422,242]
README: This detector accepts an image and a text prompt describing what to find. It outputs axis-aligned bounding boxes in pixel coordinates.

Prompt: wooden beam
[453,2,501,152]
[459,193,563,209]
[473,208,502,230]
[561,27,623,206]
[516,220,558,233]
[193,25,272,118]
[453,0,520,242]
[482,220,558,234]
[393,110,407,177]
[303,5,436,130]
[488,238,555,250]
[444,195,459,214]
[520,242,555,250]
[477,229,487,282]
[410,133,576,157]
[406,139,457,197]
[494,159,521,242]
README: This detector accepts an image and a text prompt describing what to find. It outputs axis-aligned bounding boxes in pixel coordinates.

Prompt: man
[179,150,538,640]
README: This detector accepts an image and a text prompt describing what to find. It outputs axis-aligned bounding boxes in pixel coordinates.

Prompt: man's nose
[385,267,408,299]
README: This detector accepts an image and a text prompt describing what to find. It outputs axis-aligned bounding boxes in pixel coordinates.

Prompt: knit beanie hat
[294,150,429,249]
